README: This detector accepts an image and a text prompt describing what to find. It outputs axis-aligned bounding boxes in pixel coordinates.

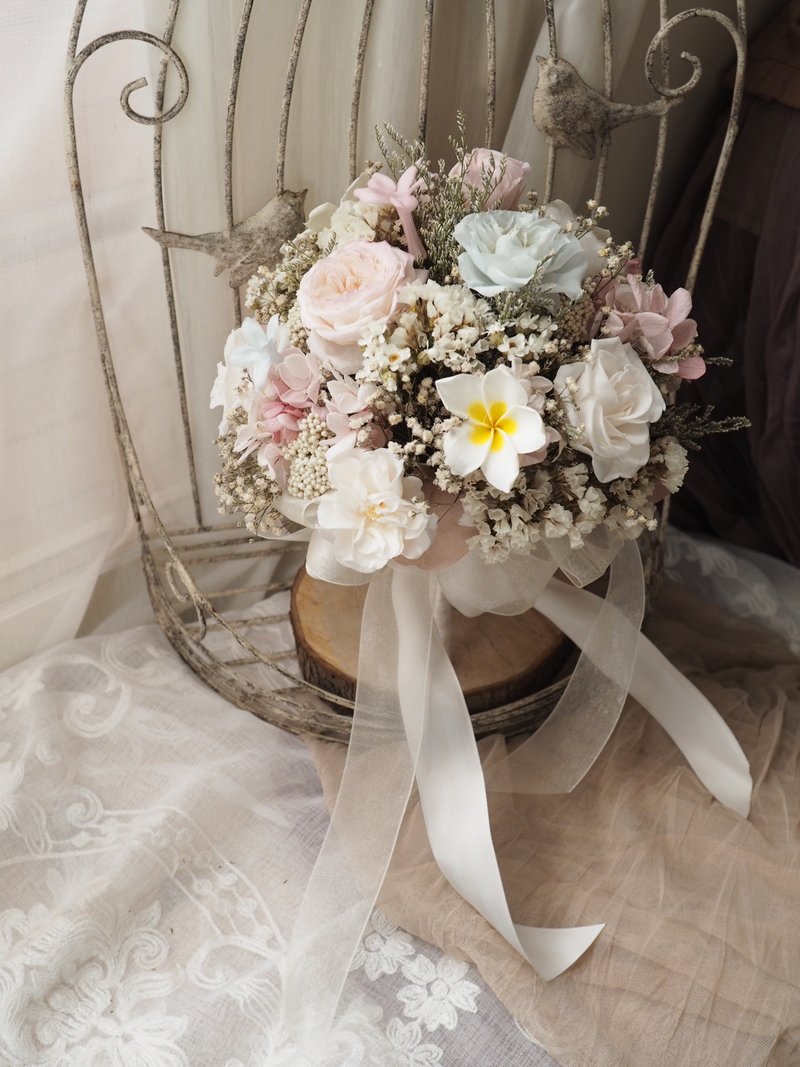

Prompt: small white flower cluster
[650,435,689,494]
[460,469,553,560]
[317,198,380,247]
[213,412,283,536]
[359,279,495,390]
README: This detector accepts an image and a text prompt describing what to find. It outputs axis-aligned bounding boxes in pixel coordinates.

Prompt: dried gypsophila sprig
[376,113,534,284]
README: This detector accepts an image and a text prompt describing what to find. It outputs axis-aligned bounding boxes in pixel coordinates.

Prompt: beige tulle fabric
[311,581,800,1066]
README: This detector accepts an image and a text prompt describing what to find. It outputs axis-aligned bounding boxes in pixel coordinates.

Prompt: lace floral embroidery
[397,954,481,1032]
[348,908,482,1062]
[351,908,415,980]
[0,879,186,1067]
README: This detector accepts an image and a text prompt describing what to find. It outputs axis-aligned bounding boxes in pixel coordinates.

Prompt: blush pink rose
[450,148,530,210]
[298,240,417,374]
[603,276,704,378]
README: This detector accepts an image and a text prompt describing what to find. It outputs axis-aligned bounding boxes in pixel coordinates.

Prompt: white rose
[555,337,665,482]
[315,449,435,573]
[298,240,417,374]
[454,210,588,299]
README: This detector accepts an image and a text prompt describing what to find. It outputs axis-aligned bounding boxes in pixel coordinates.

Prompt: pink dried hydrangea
[235,350,322,474]
[324,375,378,456]
[602,275,705,379]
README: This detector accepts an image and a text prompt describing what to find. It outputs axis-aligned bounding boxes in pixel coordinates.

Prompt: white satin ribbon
[281,536,753,1059]
[408,574,605,982]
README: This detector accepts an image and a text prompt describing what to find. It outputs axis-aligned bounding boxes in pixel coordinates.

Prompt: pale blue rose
[454,210,589,299]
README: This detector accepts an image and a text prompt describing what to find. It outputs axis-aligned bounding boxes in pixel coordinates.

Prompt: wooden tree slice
[290,567,573,715]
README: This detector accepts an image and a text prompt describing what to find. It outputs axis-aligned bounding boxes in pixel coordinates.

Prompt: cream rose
[298,240,417,374]
[314,448,435,573]
[554,337,665,482]
[454,211,588,299]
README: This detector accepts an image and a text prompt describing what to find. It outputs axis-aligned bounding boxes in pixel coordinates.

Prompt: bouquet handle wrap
[280,538,753,1059]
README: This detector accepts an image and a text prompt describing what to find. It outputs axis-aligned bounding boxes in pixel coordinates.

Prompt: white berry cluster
[284,413,332,499]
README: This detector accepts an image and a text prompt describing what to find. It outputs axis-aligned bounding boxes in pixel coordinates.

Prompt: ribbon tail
[534,574,752,818]
[410,572,604,981]
[515,925,606,982]
[279,567,430,1057]
[492,539,645,797]
[628,637,753,818]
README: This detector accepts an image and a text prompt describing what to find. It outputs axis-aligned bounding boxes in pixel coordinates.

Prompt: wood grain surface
[290,567,573,714]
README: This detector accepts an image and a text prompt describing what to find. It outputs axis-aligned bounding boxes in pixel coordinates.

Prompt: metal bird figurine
[143,189,307,288]
[533,56,680,160]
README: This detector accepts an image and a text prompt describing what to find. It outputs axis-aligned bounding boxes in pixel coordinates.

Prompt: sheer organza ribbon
[279,528,753,1060]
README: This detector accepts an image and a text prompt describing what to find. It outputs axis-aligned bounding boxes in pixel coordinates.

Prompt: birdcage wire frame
[65,0,747,743]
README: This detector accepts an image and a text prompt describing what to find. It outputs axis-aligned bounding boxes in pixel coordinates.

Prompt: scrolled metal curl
[67,30,189,126]
[643,3,746,291]
[645,8,745,101]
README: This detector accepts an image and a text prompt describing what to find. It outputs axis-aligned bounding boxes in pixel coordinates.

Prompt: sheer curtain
[0,0,783,663]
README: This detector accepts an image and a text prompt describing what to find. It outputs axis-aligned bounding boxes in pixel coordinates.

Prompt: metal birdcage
[65,0,747,742]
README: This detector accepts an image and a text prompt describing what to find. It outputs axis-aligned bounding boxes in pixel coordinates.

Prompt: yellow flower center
[365,502,386,521]
[467,400,517,452]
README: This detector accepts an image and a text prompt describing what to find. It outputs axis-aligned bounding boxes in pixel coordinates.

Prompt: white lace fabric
[0,594,552,1066]
[0,532,797,1065]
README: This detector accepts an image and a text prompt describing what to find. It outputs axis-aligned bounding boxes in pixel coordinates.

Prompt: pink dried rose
[603,275,704,378]
[450,148,530,211]
[354,166,425,260]
[298,240,418,374]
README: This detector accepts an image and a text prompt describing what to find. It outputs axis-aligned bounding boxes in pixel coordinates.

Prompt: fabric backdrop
[0,0,785,667]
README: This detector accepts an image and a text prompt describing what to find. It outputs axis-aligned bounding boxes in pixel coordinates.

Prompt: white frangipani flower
[436,365,547,492]
[225,314,290,391]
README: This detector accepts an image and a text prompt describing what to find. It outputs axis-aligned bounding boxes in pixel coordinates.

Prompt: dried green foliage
[654,402,750,450]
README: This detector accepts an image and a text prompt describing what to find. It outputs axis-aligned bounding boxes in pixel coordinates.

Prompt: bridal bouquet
[211,128,753,1010]
[211,128,739,574]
